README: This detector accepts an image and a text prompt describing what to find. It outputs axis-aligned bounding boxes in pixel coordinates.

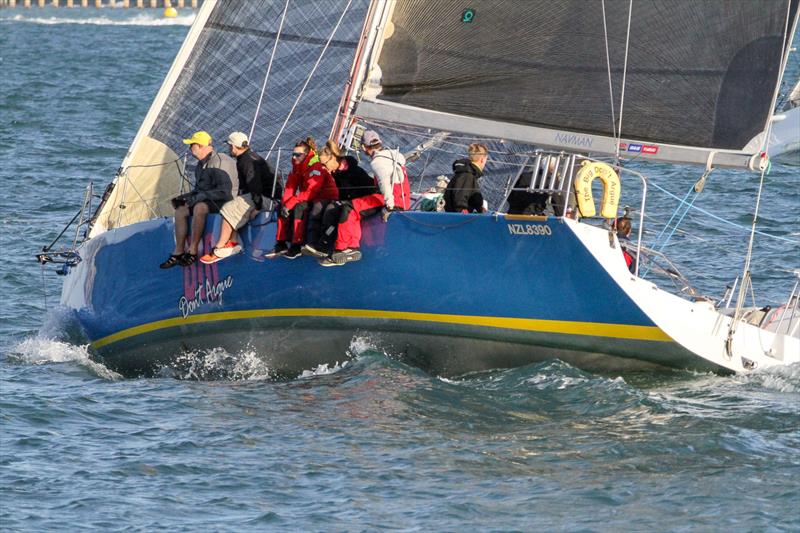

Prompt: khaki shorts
[220,193,256,230]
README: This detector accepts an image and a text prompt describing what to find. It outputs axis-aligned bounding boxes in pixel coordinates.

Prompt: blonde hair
[321,139,342,159]
[468,143,488,162]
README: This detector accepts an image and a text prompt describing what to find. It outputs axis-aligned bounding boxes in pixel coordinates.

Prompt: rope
[394,210,483,230]
[268,0,353,154]
[648,180,800,245]
[248,0,289,143]
[123,157,184,170]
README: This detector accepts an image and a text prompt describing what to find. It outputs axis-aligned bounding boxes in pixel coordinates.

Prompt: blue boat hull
[61,212,704,376]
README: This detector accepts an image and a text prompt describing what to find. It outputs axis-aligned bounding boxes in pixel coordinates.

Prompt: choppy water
[1,8,799,531]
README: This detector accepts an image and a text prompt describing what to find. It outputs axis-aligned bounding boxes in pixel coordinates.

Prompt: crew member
[160,130,237,268]
[265,138,338,259]
[444,143,488,213]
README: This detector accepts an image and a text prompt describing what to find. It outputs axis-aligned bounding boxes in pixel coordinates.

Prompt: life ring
[574,161,620,219]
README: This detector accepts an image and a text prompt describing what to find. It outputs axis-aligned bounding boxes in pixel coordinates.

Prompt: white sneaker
[213,242,243,258]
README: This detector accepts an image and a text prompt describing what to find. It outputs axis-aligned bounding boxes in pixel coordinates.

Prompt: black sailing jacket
[333,156,378,201]
[444,158,484,213]
[236,149,281,207]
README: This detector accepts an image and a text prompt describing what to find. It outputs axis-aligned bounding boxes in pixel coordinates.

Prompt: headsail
[90,0,369,237]
[354,0,800,169]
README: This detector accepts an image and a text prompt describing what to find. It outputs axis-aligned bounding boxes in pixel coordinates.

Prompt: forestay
[90,0,369,237]
[355,0,800,169]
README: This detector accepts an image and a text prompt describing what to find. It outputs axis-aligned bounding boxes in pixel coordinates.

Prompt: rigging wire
[726,0,796,359]
[248,0,290,144]
[600,0,618,151]
[614,0,634,163]
[647,180,799,245]
[268,0,354,155]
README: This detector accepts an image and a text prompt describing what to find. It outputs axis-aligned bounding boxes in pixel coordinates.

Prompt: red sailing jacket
[282,150,339,210]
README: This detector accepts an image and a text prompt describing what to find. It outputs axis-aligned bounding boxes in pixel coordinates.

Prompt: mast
[330,0,392,144]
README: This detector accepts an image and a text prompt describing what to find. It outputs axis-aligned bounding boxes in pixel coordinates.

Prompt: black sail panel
[372,0,796,151]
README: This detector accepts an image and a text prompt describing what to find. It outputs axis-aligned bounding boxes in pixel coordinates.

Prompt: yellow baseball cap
[182,131,212,146]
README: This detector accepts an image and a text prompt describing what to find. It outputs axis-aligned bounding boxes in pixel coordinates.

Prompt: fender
[575,161,620,219]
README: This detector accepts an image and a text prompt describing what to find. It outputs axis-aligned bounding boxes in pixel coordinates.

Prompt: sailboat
[40,0,800,377]
[770,78,800,162]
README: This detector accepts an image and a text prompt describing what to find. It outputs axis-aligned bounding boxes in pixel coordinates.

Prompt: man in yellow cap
[159,130,239,268]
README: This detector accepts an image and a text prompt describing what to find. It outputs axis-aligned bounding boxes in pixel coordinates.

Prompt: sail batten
[354,0,799,167]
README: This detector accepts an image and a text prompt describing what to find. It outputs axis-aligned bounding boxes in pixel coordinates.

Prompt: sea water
[1,8,799,531]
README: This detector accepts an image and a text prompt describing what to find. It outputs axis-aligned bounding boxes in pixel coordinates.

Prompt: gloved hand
[280,205,290,218]
[381,207,392,223]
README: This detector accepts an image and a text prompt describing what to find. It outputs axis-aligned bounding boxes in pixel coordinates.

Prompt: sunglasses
[291,151,305,158]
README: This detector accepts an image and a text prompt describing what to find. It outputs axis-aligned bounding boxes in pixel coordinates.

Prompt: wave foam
[4,12,195,26]
[8,337,121,380]
[736,362,800,393]
[164,347,273,381]
[299,361,348,378]
[347,334,383,357]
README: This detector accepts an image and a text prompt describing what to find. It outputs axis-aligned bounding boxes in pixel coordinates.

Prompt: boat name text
[179,275,234,318]
[507,223,552,236]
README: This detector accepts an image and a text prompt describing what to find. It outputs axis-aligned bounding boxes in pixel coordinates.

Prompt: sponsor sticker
[642,144,659,154]
[622,143,659,154]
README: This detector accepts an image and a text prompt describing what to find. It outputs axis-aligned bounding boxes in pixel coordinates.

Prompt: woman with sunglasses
[265,138,338,259]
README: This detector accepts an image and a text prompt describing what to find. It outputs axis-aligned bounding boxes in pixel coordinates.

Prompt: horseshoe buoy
[574,161,620,219]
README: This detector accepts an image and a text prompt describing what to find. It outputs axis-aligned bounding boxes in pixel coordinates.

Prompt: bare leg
[172,205,190,255]
[188,201,209,255]
[214,220,234,249]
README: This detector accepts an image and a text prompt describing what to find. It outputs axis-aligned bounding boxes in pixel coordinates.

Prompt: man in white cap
[360,130,410,213]
[160,130,238,268]
[200,131,280,264]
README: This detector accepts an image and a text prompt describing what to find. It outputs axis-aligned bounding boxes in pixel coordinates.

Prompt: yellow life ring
[574,161,620,219]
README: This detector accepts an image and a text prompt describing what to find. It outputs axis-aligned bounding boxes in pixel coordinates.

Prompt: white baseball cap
[227,131,249,148]
[361,130,381,147]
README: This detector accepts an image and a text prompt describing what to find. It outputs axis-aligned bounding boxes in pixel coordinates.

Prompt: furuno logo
[641,145,659,154]
[555,132,593,148]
